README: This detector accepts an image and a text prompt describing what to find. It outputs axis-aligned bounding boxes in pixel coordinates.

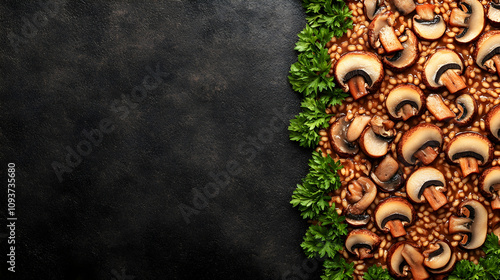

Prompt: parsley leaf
[321,255,354,280]
[363,265,394,280]
[449,260,485,280]
[295,25,335,53]
[480,256,500,280]
[302,0,353,38]
[483,233,500,257]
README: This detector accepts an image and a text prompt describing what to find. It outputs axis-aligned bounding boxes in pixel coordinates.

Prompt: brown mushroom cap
[450,0,485,43]
[370,154,404,192]
[345,229,381,259]
[397,123,443,165]
[474,31,500,75]
[383,29,419,71]
[448,200,488,250]
[423,241,456,274]
[455,94,477,126]
[406,167,448,210]
[365,0,386,20]
[375,197,415,238]
[485,104,500,142]
[412,4,446,41]
[488,1,500,26]
[478,166,500,210]
[359,127,390,158]
[445,132,493,177]
[334,51,384,100]
[386,84,425,121]
[328,116,359,157]
[423,49,465,93]
[345,177,378,226]
[387,241,430,280]
[368,11,404,54]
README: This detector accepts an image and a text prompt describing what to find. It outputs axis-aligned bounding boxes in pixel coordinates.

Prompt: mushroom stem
[356,247,374,260]
[491,196,500,210]
[347,76,369,100]
[416,4,436,21]
[401,244,430,280]
[401,104,416,121]
[492,55,500,77]
[414,146,438,165]
[423,186,448,211]
[379,26,404,53]
[449,7,470,27]
[440,70,467,93]
[459,157,480,177]
[386,220,407,237]
[448,216,473,233]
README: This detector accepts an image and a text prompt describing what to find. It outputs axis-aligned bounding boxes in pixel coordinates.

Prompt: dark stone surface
[0,1,317,279]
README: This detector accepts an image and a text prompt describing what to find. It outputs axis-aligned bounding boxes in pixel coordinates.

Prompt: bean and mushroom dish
[295,0,500,279]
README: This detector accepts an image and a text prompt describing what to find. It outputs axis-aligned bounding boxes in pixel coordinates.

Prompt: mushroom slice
[485,104,500,142]
[375,197,415,238]
[479,167,500,210]
[383,29,419,71]
[488,1,500,26]
[371,154,404,192]
[370,115,395,139]
[449,0,484,43]
[448,200,488,250]
[368,11,404,54]
[406,167,447,211]
[445,132,493,177]
[455,94,477,126]
[426,94,455,122]
[494,223,500,240]
[393,0,416,15]
[328,116,359,157]
[365,0,386,20]
[346,115,372,142]
[334,51,384,100]
[359,127,389,158]
[423,241,456,274]
[345,229,381,259]
[412,4,446,41]
[387,242,430,280]
[345,177,378,226]
[397,123,443,165]
[386,84,425,121]
[475,31,500,77]
[423,49,466,94]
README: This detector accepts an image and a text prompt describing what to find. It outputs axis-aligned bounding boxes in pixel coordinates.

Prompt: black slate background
[0,1,317,279]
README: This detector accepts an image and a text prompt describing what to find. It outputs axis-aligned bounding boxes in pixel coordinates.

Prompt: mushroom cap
[387,241,410,277]
[423,241,456,274]
[445,132,494,166]
[345,229,381,259]
[485,104,500,142]
[454,0,485,43]
[328,116,359,157]
[474,30,500,72]
[383,29,419,71]
[423,49,464,89]
[359,127,390,158]
[406,167,446,204]
[488,2,500,25]
[397,123,443,165]
[387,241,429,279]
[394,0,416,15]
[385,84,425,120]
[370,155,404,192]
[478,166,500,198]
[364,0,386,20]
[375,197,415,232]
[334,51,384,93]
[345,177,378,226]
[412,14,446,41]
[449,199,488,250]
[368,11,400,54]
[455,94,477,126]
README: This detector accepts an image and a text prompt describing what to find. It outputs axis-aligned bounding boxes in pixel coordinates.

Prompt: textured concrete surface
[0,1,316,279]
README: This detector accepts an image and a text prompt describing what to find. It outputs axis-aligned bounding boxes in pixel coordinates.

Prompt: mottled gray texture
[0,1,315,279]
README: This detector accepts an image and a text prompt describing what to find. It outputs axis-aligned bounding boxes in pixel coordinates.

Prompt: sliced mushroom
[329,116,359,157]
[475,31,500,77]
[387,242,430,280]
[445,132,494,177]
[375,197,415,238]
[423,49,466,94]
[347,115,372,142]
[359,127,389,158]
[334,51,384,100]
[345,229,381,259]
[397,123,443,166]
[448,200,488,250]
[406,167,448,211]
[383,29,419,71]
[485,104,500,142]
[488,1,500,26]
[454,94,477,126]
[365,0,386,20]
[449,0,484,43]
[494,223,500,240]
[345,177,378,226]
[479,167,500,210]
[386,84,425,121]
[368,11,404,54]
[423,241,456,274]
[412,4,446,41]
[393,0,416,15]
[371,154,404,192]
[426,94,455,122]
[370,115,395,139]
